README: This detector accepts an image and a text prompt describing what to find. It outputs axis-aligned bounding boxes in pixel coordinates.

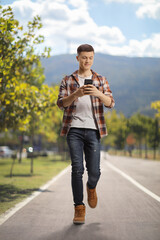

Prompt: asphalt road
[0,153,160,240]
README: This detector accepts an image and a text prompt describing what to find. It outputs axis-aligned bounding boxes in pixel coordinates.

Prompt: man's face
[76,51,94,71]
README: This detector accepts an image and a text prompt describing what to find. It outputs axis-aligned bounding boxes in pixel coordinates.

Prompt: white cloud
[103,0,160,19]
[103,0,159,4]
[103,0,157,3]
[96,33,160,57]
[68,0,88,9]
[136,2,160,19]
[2,0,160,57]
[3,0,125,55]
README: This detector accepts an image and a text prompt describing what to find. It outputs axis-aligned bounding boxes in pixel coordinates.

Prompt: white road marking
[105,161,160,203]
[0,166,70,225]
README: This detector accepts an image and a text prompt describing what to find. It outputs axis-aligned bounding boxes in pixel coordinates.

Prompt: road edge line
[0,165,70,226]
[105,161,160,203]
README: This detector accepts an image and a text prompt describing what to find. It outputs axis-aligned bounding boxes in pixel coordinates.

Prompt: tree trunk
[153,147,156,160]
[139,139,142,158]
[10,156,16,177]
[145,137,148,159]
[128,146,132,157]
[31,157,34,174]
[19,132,24,163]
[153,118,159,160]
[30,132,34,174]
[30,116,35,174]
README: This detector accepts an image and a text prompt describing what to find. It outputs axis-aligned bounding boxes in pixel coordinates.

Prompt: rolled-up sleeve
[103,77,115,108]
[57,77,68,110]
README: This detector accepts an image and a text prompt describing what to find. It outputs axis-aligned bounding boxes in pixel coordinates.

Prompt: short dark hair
[77,44,94,55]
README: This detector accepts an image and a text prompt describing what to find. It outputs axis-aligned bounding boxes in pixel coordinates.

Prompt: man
[57,44,115,224]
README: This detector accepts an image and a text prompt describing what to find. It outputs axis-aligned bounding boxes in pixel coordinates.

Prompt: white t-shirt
[70,75,97,130]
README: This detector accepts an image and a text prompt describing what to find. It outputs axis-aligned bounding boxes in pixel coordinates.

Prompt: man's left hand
[83,85,101,97]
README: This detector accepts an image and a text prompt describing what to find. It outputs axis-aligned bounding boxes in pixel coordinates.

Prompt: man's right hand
[62,86,85,107]
[74,86,85,98]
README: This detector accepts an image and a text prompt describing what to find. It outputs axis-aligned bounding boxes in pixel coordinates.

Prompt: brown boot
[73,205,85,224]
[86,183,97,208]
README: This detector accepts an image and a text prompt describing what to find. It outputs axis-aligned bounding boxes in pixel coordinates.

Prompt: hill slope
[42,53,160,117]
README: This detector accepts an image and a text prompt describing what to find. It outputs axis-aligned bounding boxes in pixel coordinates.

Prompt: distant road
[0,153,160,240]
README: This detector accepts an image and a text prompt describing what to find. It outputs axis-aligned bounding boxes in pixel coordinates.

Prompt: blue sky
[89,1,159,39]
[1,0,160,57]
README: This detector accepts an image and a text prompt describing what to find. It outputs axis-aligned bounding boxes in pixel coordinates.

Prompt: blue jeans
[67,128,101,206]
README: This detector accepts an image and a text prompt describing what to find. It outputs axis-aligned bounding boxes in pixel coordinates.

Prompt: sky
[1,0,160,57]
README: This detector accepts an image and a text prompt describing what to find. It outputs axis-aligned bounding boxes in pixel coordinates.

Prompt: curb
[0,165,70,225]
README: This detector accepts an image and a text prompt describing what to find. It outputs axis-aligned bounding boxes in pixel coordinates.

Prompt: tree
[38,98,63,144]
[150,101,160,159]
[151,101,160,119]
[0,5,61,173]
[128,113,151,158]
[148,118,159,159]
[103,110,128,152]
[126,134,136,157]
[0,5,51,132]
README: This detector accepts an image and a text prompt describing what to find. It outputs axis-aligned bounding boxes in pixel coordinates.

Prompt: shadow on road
[0,184,53,203]
[42,222,111,240]
[0,184,39,202]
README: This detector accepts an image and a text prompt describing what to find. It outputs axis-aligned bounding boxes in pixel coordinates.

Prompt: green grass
[0,155,70,215]
[108,149,160,161]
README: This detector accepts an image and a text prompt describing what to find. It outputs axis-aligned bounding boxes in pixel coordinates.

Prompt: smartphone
[84,79,93,85]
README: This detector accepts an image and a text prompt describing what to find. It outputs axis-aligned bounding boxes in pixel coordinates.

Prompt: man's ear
[76,55,79,62]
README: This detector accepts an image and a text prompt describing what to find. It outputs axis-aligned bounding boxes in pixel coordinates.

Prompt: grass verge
[0,155,70,215]
[108,149,160,161]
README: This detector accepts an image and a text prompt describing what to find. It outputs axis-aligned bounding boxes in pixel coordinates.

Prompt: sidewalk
[0,155,160,240]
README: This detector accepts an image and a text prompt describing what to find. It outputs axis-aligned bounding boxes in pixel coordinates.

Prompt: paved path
[0,153,160,240]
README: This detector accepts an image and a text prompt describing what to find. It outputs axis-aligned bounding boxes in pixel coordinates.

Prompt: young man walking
[57,44,115,224]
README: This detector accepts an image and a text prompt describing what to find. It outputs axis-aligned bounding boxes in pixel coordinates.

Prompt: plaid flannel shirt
[57,69,115,138]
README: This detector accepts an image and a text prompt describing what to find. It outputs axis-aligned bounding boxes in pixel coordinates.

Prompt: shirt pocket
[70,82,79,94]
[67,83,78,95]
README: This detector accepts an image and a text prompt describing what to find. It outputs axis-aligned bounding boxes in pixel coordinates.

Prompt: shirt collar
[72,69,98,82]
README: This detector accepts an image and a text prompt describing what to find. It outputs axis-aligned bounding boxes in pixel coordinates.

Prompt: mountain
[42,53,160,117]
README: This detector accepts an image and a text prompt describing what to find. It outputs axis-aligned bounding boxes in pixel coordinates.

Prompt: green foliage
[0,5,65,150]
[104,110,128,149]
[103,109,160,159]
[38,102,63,143]
[151,100,160,118]
[148,118,159,149]
[0,5,54,133]
[128,113,149,140]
